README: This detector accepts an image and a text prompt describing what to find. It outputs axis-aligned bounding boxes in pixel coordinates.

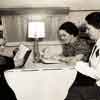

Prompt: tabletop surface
[6,63,75,72]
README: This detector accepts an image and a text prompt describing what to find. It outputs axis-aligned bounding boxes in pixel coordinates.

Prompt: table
[5,63,77,100]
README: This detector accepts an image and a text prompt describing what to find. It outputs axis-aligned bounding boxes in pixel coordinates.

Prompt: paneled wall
[3,14,67,42]
[2,10,97,42]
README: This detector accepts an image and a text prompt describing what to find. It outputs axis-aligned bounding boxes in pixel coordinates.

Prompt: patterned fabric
[63,38,95,62]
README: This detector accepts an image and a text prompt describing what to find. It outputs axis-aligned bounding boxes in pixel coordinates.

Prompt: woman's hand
[75,54,84,61]
[57,54,83,64]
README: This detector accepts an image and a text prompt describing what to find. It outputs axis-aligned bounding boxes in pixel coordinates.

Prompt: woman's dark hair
[59,21,79,36]
[85,12,100,29]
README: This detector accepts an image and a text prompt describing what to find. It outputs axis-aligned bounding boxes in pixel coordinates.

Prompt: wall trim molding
[70,9,100,12]
[6,41,62,47]
[0,7,69,15]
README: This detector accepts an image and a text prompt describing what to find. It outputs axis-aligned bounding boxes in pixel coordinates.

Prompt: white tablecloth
[5,64,77,100]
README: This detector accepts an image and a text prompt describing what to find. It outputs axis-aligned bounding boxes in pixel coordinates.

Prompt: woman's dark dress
[0,55,17,100]
[63,38,100,100]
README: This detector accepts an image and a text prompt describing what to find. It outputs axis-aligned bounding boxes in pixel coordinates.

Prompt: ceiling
[0,0,100,10]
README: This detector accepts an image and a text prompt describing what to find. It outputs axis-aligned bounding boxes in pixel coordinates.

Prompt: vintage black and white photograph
[0,0,100,100]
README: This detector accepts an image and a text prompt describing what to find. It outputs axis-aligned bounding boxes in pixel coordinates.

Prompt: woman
[58,21,94,64]
[62,12,100,100]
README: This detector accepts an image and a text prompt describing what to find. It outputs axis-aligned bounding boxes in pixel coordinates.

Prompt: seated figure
[0,38,17,100]
[41,21,94,65]
[64,12,100,100]
[0,38,31,100]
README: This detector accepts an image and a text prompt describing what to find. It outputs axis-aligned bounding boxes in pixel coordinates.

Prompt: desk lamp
[28,21,45,63]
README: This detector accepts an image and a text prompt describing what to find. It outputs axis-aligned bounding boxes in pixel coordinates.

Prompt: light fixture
[28,21,45,63]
